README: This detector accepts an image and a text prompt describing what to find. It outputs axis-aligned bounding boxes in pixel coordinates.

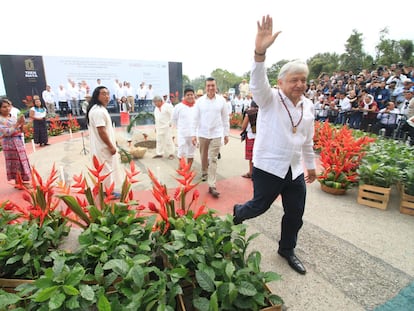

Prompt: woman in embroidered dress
[240,101,258,179]
[29,98,49,146]
[0,98,31,186]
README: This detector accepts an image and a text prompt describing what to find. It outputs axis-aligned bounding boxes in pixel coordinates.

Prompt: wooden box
[357,184,391,210]
[400,188,414,216]
[0,278,34,293]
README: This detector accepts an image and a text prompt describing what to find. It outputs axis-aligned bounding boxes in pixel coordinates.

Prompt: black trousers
[236,167,306,254]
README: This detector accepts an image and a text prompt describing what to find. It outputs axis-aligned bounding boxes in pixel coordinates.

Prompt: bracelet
[254,50,266,56]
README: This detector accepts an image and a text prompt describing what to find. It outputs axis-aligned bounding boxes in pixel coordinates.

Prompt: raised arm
[254,15,282,62]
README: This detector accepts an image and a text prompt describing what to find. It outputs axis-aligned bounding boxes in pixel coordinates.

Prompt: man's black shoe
[278,250,306,275]
[233,204,242,225]
[208,187,220,198]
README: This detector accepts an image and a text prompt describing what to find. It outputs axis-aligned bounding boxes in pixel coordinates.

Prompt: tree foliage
[307,53,340,80]
[188,29,412,88]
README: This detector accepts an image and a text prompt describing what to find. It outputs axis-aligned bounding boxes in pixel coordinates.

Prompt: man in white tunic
[172,86,196,168]
[86,86,122,196]
[191,77,229,198]
[233,15,316,275]
[153,95,175,159]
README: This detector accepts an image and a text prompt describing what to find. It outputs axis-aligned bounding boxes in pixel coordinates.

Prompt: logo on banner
[24,58,38,79]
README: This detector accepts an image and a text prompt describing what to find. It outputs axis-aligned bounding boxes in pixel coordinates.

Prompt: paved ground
[0,125,413,311]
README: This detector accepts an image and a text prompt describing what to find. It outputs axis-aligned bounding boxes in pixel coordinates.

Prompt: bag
[240,130,247,142]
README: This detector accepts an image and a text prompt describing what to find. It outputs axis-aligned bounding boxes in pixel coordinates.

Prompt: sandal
[242,173,252,178]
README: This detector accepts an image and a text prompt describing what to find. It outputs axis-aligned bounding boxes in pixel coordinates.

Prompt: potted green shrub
[357,140,404,210]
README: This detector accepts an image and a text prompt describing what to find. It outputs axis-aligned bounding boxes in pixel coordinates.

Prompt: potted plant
[145,158,283,310]
[357,140,404,210]
[0,166,70,282]
[315,121,374,194]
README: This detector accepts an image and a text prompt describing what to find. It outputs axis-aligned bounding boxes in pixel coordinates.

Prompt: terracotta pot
[320,183,346,195]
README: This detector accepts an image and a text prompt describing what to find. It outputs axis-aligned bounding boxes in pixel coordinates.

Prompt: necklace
[278,90,303,134]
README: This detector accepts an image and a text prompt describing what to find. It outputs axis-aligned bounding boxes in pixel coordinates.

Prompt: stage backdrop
[0,55,182,109]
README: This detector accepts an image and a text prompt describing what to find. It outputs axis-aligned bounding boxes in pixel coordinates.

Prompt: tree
[210,69,240,94]
[267,60,290,86]
[375,28,400,66]
[307,53,340,80]
[340,29,367,73]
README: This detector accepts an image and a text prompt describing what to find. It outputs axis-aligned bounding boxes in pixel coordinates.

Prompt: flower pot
[357,184,391,210]
[320,183,346,195]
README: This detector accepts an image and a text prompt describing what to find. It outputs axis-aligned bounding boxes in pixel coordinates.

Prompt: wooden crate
[357,184,391,210]
[400,188,414,216]
[0,278,34,293]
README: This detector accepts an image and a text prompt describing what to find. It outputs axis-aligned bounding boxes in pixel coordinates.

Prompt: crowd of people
[40,79,160,117]
[305,64,414,140]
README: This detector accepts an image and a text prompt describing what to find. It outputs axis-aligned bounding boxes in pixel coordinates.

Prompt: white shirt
[10,107,20,119]
[172,102,195,137]
[192,94,229,139]
[339,97,351,112]
[57,88,68,102]
[88,104,116,157]
[154,102,174,130]
[250,61,315,180]
[42,90,55,103]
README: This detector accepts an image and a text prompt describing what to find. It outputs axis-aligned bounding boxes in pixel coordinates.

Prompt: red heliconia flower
[194,204,207,219]
[72,174,86,193]
[176,209,185,217]
[148,202,158,212]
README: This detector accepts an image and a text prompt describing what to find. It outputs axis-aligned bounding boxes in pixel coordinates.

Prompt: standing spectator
[360,94,379,132]
[137,82,147,111]
[146,84,155,111]
[172,86,196,168]
[374,81,390,109]
[239,79,250,98]
[333,91,351,125]
[29,98,49,147]
[42,85,56,115]
[314,95,329,121]
[7,98,20,119]
[240,101,258,179]
[195,89,204,99]
[125,82,135,112]
[348,90,362,129]
[191,77,229,198]
[68,81,80,116]
[57,85,69,116]
[233,15,316,275]
[233,94,244,114]
[375,102,400,137]
[0,98,31,188]
[78,82,87,115]
[152,95,175,159]
[86,86,122,196]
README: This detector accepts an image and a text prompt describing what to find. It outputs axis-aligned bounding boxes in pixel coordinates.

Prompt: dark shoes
[208,187,220,198]
[201,174,208,182]
[278,250,306,275]
[233,204,243,225]
[152,155,163,159]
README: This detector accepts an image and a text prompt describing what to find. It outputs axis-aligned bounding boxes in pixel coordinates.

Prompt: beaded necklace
[277,90,303,134]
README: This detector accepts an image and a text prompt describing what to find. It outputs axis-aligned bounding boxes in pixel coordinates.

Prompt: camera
[398,62,404,68]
